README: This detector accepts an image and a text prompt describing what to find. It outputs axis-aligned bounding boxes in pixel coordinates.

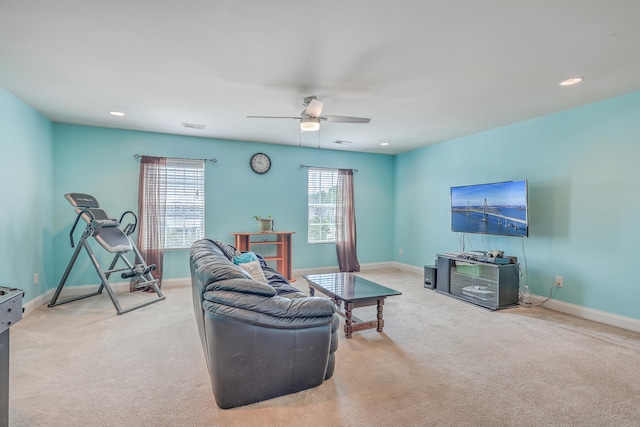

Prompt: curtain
[336,169,360,272]
[135,156,167,290]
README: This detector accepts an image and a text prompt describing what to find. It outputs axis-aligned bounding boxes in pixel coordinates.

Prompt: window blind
[307,167,338,244]
[164,158,205,249]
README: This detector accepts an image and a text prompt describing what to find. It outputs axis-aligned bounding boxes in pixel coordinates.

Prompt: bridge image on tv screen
[451,180,528,237]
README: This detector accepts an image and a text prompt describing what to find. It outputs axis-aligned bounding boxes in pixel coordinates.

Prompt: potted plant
[253,215,273,232]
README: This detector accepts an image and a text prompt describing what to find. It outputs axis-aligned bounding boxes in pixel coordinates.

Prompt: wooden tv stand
[231,231,295,281]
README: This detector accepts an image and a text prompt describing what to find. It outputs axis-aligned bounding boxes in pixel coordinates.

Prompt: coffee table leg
[344,301,354,339]
[377,299,385,332]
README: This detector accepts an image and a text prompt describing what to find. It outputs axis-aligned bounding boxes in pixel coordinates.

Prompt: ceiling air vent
[333,140,352,145]
[182,123,205,130]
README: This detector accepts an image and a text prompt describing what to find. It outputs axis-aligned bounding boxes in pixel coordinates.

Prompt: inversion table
[48,193,165,315]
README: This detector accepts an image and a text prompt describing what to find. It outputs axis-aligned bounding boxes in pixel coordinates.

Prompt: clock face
[250,152,271,174]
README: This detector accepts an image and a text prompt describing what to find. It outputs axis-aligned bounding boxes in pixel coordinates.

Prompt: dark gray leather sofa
[190,239,339,409]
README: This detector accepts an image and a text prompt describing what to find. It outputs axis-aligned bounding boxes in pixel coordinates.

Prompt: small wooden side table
[231,231,296,281]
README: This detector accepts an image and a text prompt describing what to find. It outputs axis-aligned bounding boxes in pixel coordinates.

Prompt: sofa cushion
[205,277,276,297]
[194,254,252,284]
[203,294,336,328]
[211,240,240,261]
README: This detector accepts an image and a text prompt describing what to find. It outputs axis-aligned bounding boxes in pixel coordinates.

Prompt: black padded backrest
[65,193,115,224]
[64,193,130,253]
[65,193,100,209]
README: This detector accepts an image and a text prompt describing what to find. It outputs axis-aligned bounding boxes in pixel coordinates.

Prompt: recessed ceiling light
[182,123,205,130]
[109,111,126,117]
[380,142,390,146]
[559,77,584,86]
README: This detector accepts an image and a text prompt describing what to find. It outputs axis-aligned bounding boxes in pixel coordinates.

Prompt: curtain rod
[133,154,217,163]
[299,164,358,173]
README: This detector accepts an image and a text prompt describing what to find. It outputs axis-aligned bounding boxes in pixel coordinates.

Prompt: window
[164,158,205,249]
[308,167,338,243]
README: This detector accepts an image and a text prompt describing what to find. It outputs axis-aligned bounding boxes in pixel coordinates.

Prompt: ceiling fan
[247,96,371,132]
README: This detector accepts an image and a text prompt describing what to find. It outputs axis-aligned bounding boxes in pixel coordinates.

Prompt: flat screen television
[451,180,528,237]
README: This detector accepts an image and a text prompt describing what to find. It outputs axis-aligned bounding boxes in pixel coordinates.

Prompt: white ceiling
[1,1,639,155]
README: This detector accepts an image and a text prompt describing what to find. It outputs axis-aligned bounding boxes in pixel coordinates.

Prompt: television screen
[451,180,528,237]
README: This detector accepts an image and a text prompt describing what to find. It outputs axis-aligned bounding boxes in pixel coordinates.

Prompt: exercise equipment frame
[48,194,165,315]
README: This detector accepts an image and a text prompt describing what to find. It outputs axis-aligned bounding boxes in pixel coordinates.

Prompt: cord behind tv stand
[436,255,519,310]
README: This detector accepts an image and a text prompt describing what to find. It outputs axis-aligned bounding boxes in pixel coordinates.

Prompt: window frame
[163,158,205,250]
[307,167,339,244]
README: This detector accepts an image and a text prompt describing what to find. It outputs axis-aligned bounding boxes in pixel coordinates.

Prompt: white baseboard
[24,263,640,334]
[387,262,423,274]
[531,294,640,333]
[292,261,405,278]
[388,261,640,334]
[23,289,55,315]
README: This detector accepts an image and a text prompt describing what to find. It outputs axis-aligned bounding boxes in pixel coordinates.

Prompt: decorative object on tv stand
[253,215,274,232]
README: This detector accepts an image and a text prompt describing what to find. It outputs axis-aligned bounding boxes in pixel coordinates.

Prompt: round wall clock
[249,152,271,174]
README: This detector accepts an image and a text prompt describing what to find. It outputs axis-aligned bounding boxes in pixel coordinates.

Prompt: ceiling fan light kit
[300,117,320,132]
[248,95,371,133]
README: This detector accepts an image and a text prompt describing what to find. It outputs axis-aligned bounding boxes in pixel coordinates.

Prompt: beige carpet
[8,268,640,426]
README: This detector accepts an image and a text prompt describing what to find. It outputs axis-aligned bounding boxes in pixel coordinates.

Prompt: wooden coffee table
[303,273,402,338]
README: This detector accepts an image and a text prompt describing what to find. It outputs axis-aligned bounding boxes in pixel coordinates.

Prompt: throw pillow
[238,261,268,283]
[233,251,259,265]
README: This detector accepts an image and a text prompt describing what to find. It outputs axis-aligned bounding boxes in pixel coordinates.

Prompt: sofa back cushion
[191,239,277,297]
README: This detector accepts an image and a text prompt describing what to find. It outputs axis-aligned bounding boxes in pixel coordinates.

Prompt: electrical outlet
[555,276,563,287]
[399,248,403,256]
[34,273,39,285]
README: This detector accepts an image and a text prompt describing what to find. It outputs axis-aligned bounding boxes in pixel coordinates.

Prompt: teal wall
[394,91,640,320]
[0,87,54,303]
[52,124,395,284]
[4,79,640,323]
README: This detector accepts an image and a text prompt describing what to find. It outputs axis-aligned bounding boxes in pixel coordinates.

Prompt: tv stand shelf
[436,255,519,310]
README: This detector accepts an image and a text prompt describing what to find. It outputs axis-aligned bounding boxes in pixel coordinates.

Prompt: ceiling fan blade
[246,115,302,119]
[321,115,371,123]
[304,98,324,117]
